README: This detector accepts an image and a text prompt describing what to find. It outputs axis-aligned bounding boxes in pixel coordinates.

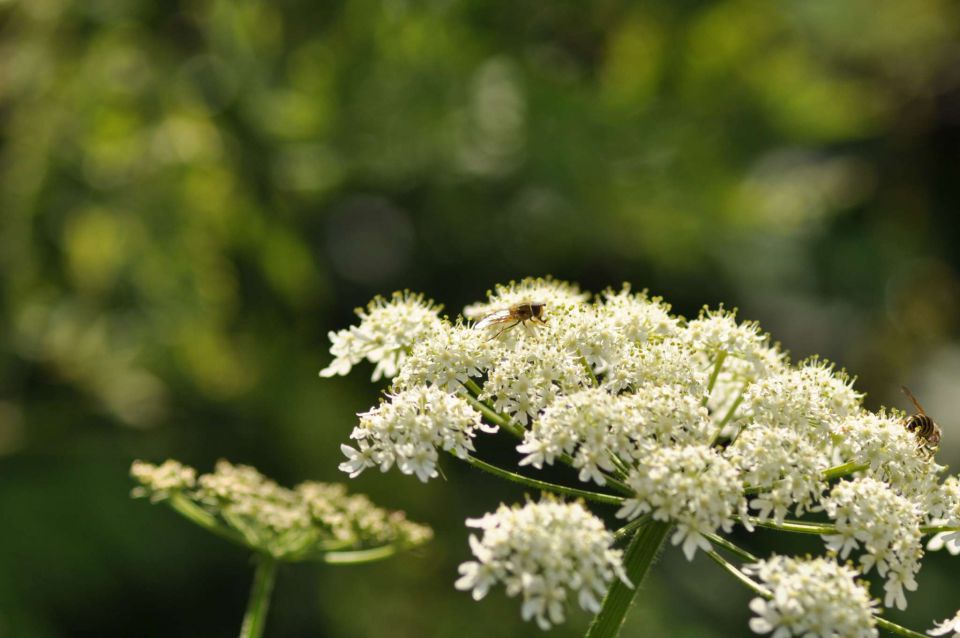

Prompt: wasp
[473,301,547,339]
[901,386,942,458]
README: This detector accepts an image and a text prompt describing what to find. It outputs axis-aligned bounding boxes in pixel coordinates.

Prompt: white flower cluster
[320,292,444,381]
[927,476,960,555]
[454,498,628,630]
[130,459,197,501]
[746,556,878,638]
[726,426,823,524]
[515,386,707,485]
[340,386,494,482]
[321,276,960,625]
[131,459,432,559]
[821,477,923,609]
[618,445,744,560]
[836,411,943,499]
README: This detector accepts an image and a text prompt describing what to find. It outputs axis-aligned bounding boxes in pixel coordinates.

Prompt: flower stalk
[461,453,626,505]
[585,521,672,638]
[239,553,277,638]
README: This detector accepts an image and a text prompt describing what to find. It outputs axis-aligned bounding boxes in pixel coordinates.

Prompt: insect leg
[490,320,521,340]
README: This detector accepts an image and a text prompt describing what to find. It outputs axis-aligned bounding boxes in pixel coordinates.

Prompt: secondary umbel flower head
[130,459,196,501]
[821,477,923,610]
[617,444,745,560]
[320,291,444,381]
[454,498,629,630]
[339,386,493,482]
[132,459,432,559]
[746,556,878,638]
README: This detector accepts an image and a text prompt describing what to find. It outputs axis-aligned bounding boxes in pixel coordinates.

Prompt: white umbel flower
[835,411,943,501]
[821,478,923,610]
[454,498,629,630]
[725,425,827,524]
[516,388,636,484]
[320,292,444,381]
[746,556,878,638]
[339,386,493,482]
[325,277,960,626]
[684,307,782,378]
[744,360,862,438]
[392,322,490,392]
[617,444,744,560]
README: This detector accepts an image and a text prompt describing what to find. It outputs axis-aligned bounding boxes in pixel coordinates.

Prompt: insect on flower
[473,301,547,339]
[901,385,942,458]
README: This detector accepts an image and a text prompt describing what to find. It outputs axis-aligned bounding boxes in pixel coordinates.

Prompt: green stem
[463,393,524,438]
[585,521,672,638]
[460,381,634,495]
[744,460,870,496]
[613,514,652,544]
[822,461,869,482]
[704,533,758,563]
[921,524,960,535]
[580,354,600,387]
[239,554,277,638]
[743,516,958,538]
[702,351,728,407]
[715,390,745,432]
[875,617,933,638]
[167,494,253,550]
[461,454,625,505]
[323,544,399,564]
[744,517,836,535]
[705,550,770,597]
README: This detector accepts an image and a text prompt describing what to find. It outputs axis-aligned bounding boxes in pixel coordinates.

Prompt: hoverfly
[901,385,942,458]
[473,301,547,339]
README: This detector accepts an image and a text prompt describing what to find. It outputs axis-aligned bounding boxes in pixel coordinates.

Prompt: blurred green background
[1,0,959,636]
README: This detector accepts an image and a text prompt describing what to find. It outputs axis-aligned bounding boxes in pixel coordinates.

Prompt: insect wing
[901,386,927,415]
[474,309,513,330]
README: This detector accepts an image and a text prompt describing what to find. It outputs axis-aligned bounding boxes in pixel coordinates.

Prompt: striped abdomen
[905,414,938,439]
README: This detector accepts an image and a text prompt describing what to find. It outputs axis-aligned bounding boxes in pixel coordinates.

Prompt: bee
[901,385,942,458]
[473,301,547,339]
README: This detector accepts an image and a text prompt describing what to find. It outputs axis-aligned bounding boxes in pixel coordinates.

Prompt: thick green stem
[462,454,625,505]
[239,554,277,638]
[585,521,671,638]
